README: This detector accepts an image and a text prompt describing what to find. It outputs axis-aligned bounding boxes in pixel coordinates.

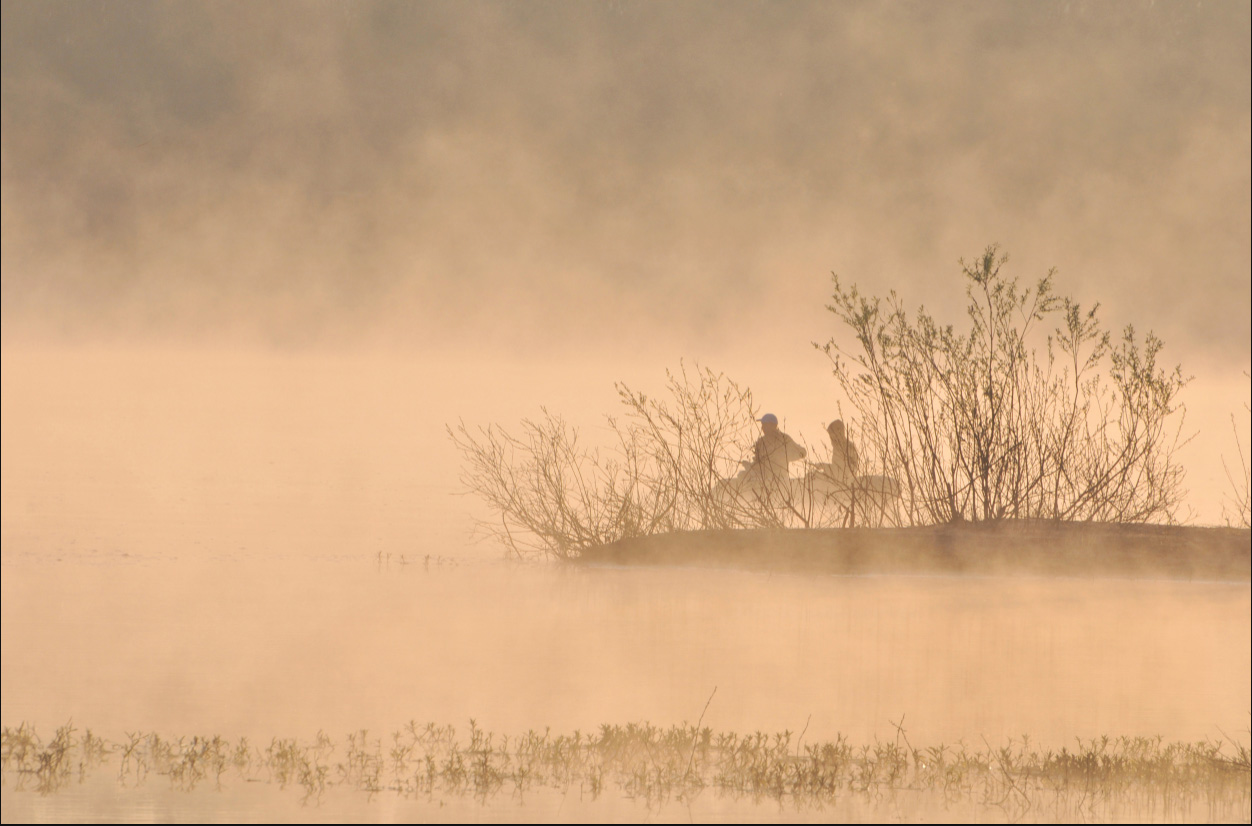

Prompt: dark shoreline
[576,522,1252,581]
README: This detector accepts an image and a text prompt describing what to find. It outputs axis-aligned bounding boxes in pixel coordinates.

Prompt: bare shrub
[451,365,779,559]
[611,365,781,532]
[820,245,1190,525]
[1222,372,1251,528]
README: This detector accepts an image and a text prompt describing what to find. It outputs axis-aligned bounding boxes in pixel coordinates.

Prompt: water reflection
[3,555,1247,750]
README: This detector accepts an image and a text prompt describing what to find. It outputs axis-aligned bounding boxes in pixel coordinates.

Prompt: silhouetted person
[750,413,806,491]
[827,419,860,484]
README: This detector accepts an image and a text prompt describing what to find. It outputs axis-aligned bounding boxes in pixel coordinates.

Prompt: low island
[576,522,1252,582]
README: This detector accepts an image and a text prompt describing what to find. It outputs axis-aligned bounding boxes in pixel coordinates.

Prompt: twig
[684,687,717,781]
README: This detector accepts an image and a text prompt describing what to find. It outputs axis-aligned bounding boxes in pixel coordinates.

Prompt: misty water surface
[3,349,1250,822]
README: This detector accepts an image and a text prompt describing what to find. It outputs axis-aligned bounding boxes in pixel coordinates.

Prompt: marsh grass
[4,720,1248,821]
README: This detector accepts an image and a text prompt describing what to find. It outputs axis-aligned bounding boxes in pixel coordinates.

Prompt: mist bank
[2,345,1248,561]
[2,1,1249,360]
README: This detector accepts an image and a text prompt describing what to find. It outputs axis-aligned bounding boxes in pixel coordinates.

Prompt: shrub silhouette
[451,365,783,559]
[820,244,1190,525]
[453,246,1195,558]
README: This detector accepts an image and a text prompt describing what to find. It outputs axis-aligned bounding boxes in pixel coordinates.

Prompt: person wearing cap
[749,413,806,492]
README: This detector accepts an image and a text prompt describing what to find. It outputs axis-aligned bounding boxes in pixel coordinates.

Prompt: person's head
[758,413,778,434]
[828,419,846,439]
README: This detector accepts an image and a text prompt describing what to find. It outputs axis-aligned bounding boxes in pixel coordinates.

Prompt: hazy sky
[2,0,1249,366]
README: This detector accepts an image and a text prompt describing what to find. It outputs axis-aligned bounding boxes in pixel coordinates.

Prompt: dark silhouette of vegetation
[821,245,1190,525]
[451,365,796,560]
[452,363,904,559]
[453,247,1204,559]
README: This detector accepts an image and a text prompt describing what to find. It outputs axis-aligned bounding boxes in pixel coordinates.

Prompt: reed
[4,719,1247,820]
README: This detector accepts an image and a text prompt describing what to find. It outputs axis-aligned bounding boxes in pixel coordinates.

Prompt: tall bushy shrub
[821,245,1189,525]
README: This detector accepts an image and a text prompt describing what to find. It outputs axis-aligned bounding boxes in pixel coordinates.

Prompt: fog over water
[2,2,1250,821]
[3,2,1249,354]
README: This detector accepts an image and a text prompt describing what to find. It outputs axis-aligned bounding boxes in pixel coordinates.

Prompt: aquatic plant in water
[3,719,1248,821]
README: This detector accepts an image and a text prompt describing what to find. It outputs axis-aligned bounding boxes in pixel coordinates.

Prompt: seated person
[826,419,860,484]
[747,413,806,492]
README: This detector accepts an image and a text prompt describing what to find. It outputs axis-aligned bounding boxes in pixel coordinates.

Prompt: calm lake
[3,348,1249,821]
